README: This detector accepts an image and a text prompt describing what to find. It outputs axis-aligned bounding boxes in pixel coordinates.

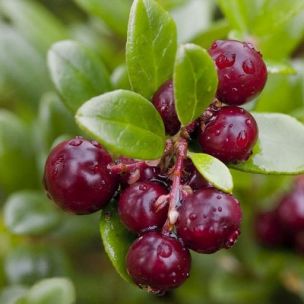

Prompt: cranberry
[118,182,168,233]
[209,40,267,105]
[277,188,304,233]
[199,106,258,163]
[43,137,118,214]
[126,231,191,293]
[254,210,287,248]
[152,80,180,135]
[176,188,242,253]
[182,158,210,190]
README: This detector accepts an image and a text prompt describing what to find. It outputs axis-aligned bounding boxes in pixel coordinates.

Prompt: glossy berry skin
[44,137,118,214]
[118,182,168,233]
[176,188,242,253]
[152,80,180,135]
[182,159,210,190]
[209,40,267,105]
[277,188,304,233]
[254,210,287,248]
[126,232,191,293]
[199,106,258,163]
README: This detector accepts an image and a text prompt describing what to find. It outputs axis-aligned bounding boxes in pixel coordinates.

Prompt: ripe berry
[209,40,267,105]
[277,187,304,233]
[43,137,118,214]
[199,106,258,163]
[254,210,287,248]
[152,80,180,135]
[182,158,210,190]
[176,188,242,253]
[126,231,191,293]
[118,182,168,233]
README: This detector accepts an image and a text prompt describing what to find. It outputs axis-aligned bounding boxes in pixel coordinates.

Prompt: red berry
[277,188,304,233]
[182,158,210,190]
[176,188,242,253]
[43,137,118,214]
[199,106,258,163]
[118,182,168,233]
[209,40,267,105]
[254,210,287,248]
[126,231,191,293]
[152,80,180,135]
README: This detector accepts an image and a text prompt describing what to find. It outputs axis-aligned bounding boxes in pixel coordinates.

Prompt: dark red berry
[152,80,180,135]
[254,210,287,248]
[209,40,267,105]
[126,231,191,293]
[176,188,242,253]
[43,137,118,214]
[277,188,304,233]
[182,158,210,190]
[199,106,258,163]
[118,182,168,233]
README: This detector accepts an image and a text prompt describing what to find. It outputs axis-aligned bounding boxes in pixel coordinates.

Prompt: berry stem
[107,160,148,175]
[162,137,188,234]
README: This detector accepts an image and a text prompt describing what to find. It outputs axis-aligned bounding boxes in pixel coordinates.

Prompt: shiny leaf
[48,40,111,113]
[76,90,165,160]
[174,44,218,125]
[126,0,177,99]
[188,152,233,193]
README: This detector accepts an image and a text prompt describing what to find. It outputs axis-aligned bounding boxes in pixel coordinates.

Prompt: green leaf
[0,0,68,53]
[76,90,166,160]
[0,110,37,193]
[215,0,261,33]
[24,278,75,304]
[265,59,297,75]
[100,200,135,284]
[174,44,218,126]
[232,113,304,174]
[5,244,70,285]
[126,0,177,99]
[74,0,133,37]
[48,40,111,113]
[252,0,304,36]
[4,191,61,236]
[0,24,51,105]
[171,0,215,43]
[188,152,233,193]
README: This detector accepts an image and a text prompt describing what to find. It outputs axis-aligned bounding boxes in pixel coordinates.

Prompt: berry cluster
[255,176,304,254]
[43,39,267,293]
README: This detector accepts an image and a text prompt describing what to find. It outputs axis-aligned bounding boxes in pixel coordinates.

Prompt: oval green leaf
[126,0,177,99]
[76,90,166,160]
[174,44,218,126]
[48,40,111,113]
[4,191,61,236]
[24,278,75,304]
[188,152,233,193]
[100,200,135,284]
[232,113,304,174]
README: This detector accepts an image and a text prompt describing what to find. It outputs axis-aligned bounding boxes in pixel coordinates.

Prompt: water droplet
[211,42,217,49]
[243,59,255,74]
[224,74,231,80]
[91,140,101,148]
[157,243,172,258]
[69,138,83,146]
[217,195,222,200]
[246,119,252,125]
[139,184,148,191]
[218,207,222,212]
[216,130,221,136]
[232,87,238,93]
[212,207,217,212]
[229,124,233,128]
[189,213,197,220]
[206,136,211,141]
[225,138,229,143]
[215,53,236,69]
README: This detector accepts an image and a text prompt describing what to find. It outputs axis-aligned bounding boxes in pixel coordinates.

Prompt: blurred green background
[0,0,304,303]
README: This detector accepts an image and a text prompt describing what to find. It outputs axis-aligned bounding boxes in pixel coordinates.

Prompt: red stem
[162,137,188,234]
